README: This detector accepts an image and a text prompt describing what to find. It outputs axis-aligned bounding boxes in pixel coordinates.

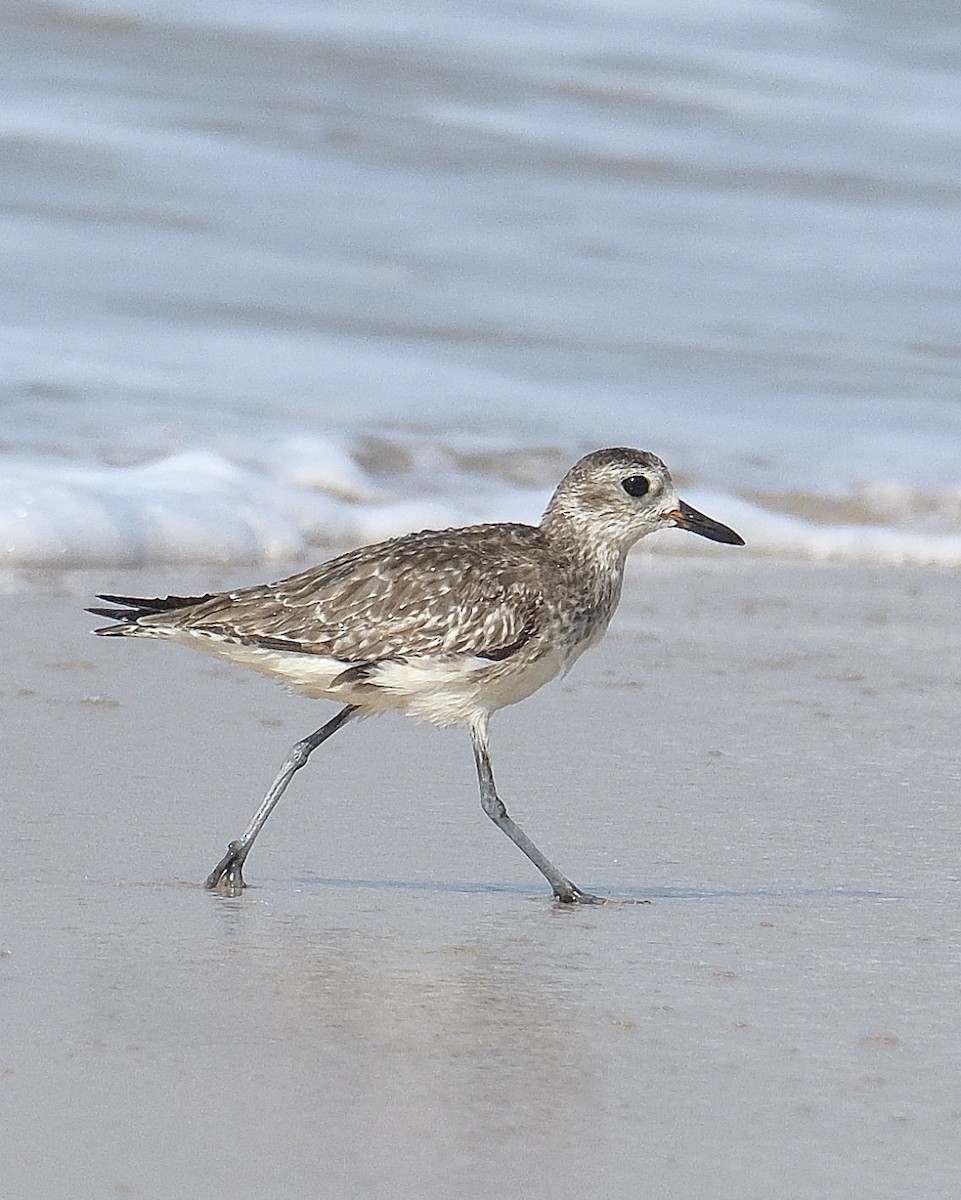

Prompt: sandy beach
[3,556,960,1199]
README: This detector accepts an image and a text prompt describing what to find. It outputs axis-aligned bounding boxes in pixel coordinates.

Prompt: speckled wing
[162,524,549,663]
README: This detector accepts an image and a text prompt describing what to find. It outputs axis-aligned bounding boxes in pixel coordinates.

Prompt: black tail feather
[89,619,135,636]
[95,592,212,613]
[88,606,131,621]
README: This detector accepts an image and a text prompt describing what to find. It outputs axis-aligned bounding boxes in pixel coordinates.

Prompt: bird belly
[356,648,566,728]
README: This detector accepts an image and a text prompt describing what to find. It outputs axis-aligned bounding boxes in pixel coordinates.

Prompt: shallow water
[3,0,961,565]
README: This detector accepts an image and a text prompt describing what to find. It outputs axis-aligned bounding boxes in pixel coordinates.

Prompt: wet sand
[3,558,960,1199]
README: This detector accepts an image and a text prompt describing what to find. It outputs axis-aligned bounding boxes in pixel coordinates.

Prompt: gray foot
[554,887,652,906]
[555,884,607,905]
[204,842,247,895]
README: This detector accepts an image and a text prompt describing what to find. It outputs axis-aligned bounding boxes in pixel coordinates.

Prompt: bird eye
[621,475,650,498]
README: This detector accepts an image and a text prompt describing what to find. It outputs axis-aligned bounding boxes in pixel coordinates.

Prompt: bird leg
[205,704,360,895]
[469,722,605,904]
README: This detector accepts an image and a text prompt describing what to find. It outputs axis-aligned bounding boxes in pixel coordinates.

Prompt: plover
[90,447,744,902]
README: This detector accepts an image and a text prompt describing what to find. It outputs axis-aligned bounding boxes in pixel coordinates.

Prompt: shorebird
[90,447,743,902]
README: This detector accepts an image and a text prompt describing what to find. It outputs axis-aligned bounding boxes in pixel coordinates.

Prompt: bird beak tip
[668,500,745,546]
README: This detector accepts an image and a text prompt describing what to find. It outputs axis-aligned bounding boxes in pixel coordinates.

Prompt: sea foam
[3,441,961,570]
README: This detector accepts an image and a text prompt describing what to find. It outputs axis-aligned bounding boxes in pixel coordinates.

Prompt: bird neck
[540,504,631,575]
[539,513,629,612]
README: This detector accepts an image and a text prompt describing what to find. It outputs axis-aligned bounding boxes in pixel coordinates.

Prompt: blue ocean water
[2,0,961,566]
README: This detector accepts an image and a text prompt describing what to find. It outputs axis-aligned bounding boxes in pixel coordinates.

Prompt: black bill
[667,499,745,546]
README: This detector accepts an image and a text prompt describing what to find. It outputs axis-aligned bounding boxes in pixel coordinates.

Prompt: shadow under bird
[90,447,744,903]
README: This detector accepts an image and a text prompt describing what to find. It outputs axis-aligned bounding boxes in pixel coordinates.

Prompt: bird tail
[88,592,212,635]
